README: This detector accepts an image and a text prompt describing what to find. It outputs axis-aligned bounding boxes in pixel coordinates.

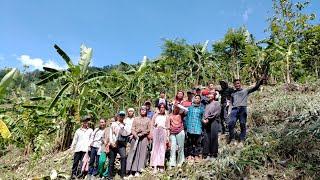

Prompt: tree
[299,25,320,79]
[267,0,316,83]
[36,44,106,150]
[212,27,254,81]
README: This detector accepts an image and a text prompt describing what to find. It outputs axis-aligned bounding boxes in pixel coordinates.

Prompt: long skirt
[150,127,166,167]
[126,136,148,172]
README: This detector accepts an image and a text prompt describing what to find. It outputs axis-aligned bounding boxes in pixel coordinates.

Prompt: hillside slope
[0,84,319,180]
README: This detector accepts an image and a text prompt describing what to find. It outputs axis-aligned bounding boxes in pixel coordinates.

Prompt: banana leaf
[0,119,11,139]
[54,44,74,68]
[0,68,17,98]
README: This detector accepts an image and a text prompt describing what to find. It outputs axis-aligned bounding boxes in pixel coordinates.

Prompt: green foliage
[0,0,319,178]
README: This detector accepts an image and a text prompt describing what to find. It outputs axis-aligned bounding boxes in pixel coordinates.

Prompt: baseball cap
[81,115,91,122]
[118,111,126,116]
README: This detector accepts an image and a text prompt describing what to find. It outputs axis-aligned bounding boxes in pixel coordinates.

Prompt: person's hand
[203,119,209,124]
[134,134,139,139]
[129,134,134,140]
[105,143,110,153]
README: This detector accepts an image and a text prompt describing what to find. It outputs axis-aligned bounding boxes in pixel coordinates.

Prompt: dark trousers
[229,107,247,141]
[220,103,228,133]
[187,133,202,156]
[202,120,219,157]
[72,151,86,176]
[88,147,100,175]
[109,145,126,178]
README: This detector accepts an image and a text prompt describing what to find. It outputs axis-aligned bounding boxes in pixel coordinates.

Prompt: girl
[150,103,170,174]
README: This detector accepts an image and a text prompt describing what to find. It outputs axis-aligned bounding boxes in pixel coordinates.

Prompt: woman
[169,106,185,168]
[172,91,185,105]
[97,121,112,177]
[88,119,106,176]
[124,108,135,134]
[126,106,151,177]
[150,103,170,174]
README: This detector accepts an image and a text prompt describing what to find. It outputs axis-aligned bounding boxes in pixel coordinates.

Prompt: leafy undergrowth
[0,85,320,179]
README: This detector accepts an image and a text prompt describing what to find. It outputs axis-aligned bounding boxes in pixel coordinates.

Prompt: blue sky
[0,0,319,70]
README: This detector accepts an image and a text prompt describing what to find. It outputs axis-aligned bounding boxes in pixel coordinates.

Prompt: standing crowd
[70,77,265,179]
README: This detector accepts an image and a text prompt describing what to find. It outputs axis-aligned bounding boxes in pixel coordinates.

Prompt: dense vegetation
[0,0,319,179]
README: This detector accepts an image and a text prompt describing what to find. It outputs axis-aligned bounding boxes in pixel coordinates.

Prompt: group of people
[69,77,265,179]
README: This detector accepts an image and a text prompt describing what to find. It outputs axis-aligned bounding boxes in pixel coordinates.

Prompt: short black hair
[194,94,202,99]
[196,88,201,91]
[233,79,241,83]
[160,91,165,94]
[157,103,166,110]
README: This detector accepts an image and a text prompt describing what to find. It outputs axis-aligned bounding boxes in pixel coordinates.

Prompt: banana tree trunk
[315,60,319,78]
[286,54,291,84]
[60,118,74,150]
[236,60,240,79]
[174,73,178,96]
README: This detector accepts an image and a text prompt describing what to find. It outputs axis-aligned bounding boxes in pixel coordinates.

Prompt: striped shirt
[186,105,204,135]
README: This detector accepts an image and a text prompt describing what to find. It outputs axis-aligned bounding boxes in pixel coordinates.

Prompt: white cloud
[242,8,252,22]
[18,55,65,70]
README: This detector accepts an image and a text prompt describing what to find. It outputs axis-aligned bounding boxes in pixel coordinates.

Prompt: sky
[0,0,319,70]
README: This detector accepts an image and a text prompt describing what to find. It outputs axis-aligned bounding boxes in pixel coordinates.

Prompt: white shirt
[124,117,134,134]
[155,115,167,128]
[70,128,93,152]
[90,128,105,149]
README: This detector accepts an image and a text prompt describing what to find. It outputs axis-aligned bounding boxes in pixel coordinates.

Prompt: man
[219,80,234,134]
[70,116,93,179]
[154,91,169,110]
[88,118,106,177]
[145,101,155,119]
[109,111,130,179]
[228,77,266,144]
[185,95,205,162]
[203,93,221,159]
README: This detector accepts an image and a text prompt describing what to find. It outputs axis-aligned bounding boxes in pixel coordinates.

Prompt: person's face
[82,121,89,128]
[187,93,193,99]
[194,96,201,104]
[118,115,125,122]
[209,83,214,89]
[159,105,166,114]
[99,119,106,128]
[140,109,147,116]
[160,92,165,98]
[128,111,134,117]
[177,92,184,99]
[208,94,215,101]
[145,103,151,110]
[234,80,241,90]
[220,82,227,89]
[196,90,201,95]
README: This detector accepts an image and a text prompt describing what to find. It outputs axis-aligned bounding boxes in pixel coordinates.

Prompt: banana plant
[0,68,18,139]
[272,42,296,84]
[36,44,107,149]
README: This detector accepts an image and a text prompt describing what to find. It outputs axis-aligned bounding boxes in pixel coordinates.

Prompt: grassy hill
[0,84,319,179]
